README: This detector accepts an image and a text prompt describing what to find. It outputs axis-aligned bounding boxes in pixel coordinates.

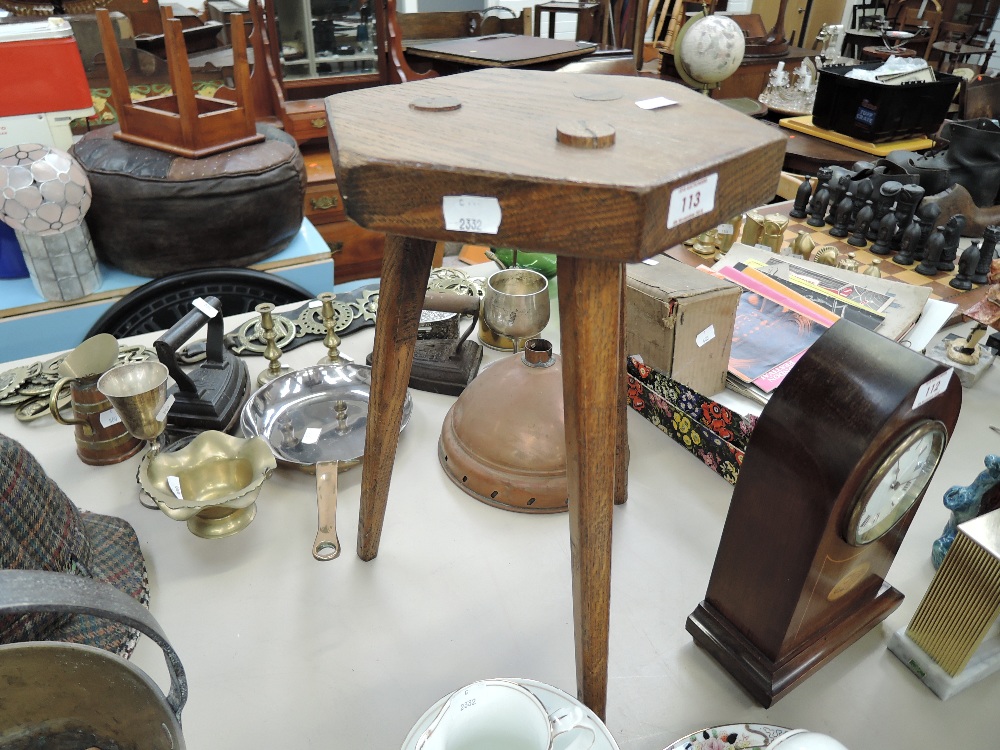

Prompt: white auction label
[167,476,184,499]
[717,223,734,235]
[442,196,502,235]
[667,173,718,229]
[696,324,716,348]
[155,394,175,423]
[100,409,122,428]
[913,369,953,409]
[642,258,659,266]
[302,426,322,445]
[192,297,219,318]
[635,96,677,110]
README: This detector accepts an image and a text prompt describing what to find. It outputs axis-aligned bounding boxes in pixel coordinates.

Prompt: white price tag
[913,369,953,409]
[192,297,219,318]
[696,324,716,348]
[167,475,183,499]
[717,223,734,235]
[635,96,677,110]
[100,409,122,428]
[667,173,717,229]
[309,299,323,308]
[302,426,322,445]
[442,196,502,235]
[642,258,659,266]
[155,394,175,423]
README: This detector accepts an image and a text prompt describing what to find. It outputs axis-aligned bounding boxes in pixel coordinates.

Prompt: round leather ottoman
[70,124,306,277]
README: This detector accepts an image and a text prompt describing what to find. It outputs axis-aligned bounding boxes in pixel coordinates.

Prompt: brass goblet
[482,268,551,354]
[97,361,170,457]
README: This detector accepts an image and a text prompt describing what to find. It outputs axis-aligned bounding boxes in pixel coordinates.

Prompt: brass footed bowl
[138,431,277,538]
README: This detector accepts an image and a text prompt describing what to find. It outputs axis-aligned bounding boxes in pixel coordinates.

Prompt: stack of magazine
[708,245,933,404]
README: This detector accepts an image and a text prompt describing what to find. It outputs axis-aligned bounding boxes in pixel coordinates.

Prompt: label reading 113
[443,196,502,235]
[667,173,718,229]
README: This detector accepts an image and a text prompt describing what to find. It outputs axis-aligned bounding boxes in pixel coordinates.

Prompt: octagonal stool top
[324,68,786,261]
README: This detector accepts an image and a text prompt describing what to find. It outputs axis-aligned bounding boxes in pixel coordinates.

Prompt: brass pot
[439,339,567,513]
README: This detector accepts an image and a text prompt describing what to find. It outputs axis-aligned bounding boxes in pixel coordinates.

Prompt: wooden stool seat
[323,68,785,718]
[534,0,601,43]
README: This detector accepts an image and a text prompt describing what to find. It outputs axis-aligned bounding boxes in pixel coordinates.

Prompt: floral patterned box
[627,355,756,485]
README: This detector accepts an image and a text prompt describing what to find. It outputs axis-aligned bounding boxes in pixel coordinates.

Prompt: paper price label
[913,369,953,409]
[302,426,322,445]
[100,409,122,428]
[192,297,219,318]
[696,324,716,348]
[667,173,717,229]
[635,96,677,110]
[155,394,175,423]
[167,475,184,499]
[717,223,734,235]
[443,196,502,235]
[642,258,659,266]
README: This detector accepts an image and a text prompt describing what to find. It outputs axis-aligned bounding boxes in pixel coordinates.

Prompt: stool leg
[557,256,623,720]
[614,271,628,506]
[357,234,436,561]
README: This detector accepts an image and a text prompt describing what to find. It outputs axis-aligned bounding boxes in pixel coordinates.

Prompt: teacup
[415,679,594,750]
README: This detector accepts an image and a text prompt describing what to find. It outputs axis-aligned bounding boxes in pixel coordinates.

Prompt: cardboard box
[625,256,740,396]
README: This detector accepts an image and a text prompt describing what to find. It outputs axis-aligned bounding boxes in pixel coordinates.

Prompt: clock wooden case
[686,319,962,707]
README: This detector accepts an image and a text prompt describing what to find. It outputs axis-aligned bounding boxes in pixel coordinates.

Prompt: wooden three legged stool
[324,68,784,718]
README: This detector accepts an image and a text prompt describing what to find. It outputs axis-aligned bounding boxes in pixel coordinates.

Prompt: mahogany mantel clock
[686,319,962,707]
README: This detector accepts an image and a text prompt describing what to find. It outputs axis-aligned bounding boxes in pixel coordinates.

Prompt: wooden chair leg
[557,256,623,721]
[357,234,436,561]
[615,271,628,506]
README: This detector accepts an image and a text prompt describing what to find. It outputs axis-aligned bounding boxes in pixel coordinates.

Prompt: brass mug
[49,375,143,466]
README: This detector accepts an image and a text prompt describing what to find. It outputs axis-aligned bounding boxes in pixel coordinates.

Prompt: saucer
[664,724,791,750]
[401,677,620,750]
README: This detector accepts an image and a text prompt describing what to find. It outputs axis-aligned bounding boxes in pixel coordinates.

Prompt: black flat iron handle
[155,296,224,394]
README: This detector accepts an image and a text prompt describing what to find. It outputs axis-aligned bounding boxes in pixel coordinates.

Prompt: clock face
[846,420,948,546]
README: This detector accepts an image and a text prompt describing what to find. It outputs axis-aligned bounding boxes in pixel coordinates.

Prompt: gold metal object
[790,230,815,259]
[138,431,276,538]
[760,214,789,253]
[810,245,839,266]
[318,292,352,365]
[439,339,567,513]
[310,195,339,211]
[837,251,861,273]
[310,117,327,129]
[862,258,882,278]
[97,361,169,456]
[256,302,292,387]
[905,507,1000,676]
[689,230,718,257]
[716,215,743,255]
[741,210,765,246]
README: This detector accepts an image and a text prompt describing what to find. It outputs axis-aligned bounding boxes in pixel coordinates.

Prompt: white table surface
[1,268,998,750]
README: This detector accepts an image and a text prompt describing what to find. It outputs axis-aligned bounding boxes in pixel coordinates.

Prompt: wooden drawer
[285,100,330,145]
[316,220,386,283]
[301,147,345,224]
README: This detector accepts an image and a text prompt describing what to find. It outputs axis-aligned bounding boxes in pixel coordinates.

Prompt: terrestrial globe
[674,12,746,93]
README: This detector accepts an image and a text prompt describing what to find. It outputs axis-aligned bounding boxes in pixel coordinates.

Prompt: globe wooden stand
[324,68,785,718]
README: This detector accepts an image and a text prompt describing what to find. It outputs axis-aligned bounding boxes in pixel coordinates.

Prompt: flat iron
[155,296,250,435]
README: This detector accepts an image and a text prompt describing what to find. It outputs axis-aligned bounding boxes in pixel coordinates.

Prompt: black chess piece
[913,201,942,262]
[806,166,833,219]
[890,184,924,253]
[867,180,901,242]
[892,219,922,265]
[829,191,854,238]
[807,183,831,227]
[870,211,897,255]
[973,224,999,285]
[789,175,813,219]
[938,215,966,272]
[848,199,874,247]
[917,226,946,276]
[825,174,851,226]
[951,242,980,290]
[851,178,874,224]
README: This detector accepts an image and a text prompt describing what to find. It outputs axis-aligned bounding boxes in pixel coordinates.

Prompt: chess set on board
[685,163,998,317]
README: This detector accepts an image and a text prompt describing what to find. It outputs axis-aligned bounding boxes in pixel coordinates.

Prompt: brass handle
[310,195,339,211]
[329,241,344,255]
[49,376,87,429]
[310,117,327,129]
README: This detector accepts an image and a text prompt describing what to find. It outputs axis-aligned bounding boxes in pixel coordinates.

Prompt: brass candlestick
[256,302,292,387]
[318,292,352,365]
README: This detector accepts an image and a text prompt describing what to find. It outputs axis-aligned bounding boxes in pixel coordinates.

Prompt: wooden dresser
[300,144,387,283]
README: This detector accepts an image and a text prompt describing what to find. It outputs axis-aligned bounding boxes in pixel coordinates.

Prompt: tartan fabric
[0,433,148,657]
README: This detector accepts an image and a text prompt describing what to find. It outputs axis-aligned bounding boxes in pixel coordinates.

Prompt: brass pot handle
[49,376,86,427]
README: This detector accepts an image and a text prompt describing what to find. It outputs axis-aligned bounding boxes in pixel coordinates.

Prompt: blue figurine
[932,454,1000,568]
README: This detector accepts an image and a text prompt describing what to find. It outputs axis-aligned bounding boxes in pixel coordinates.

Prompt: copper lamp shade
[438,339,567,513]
